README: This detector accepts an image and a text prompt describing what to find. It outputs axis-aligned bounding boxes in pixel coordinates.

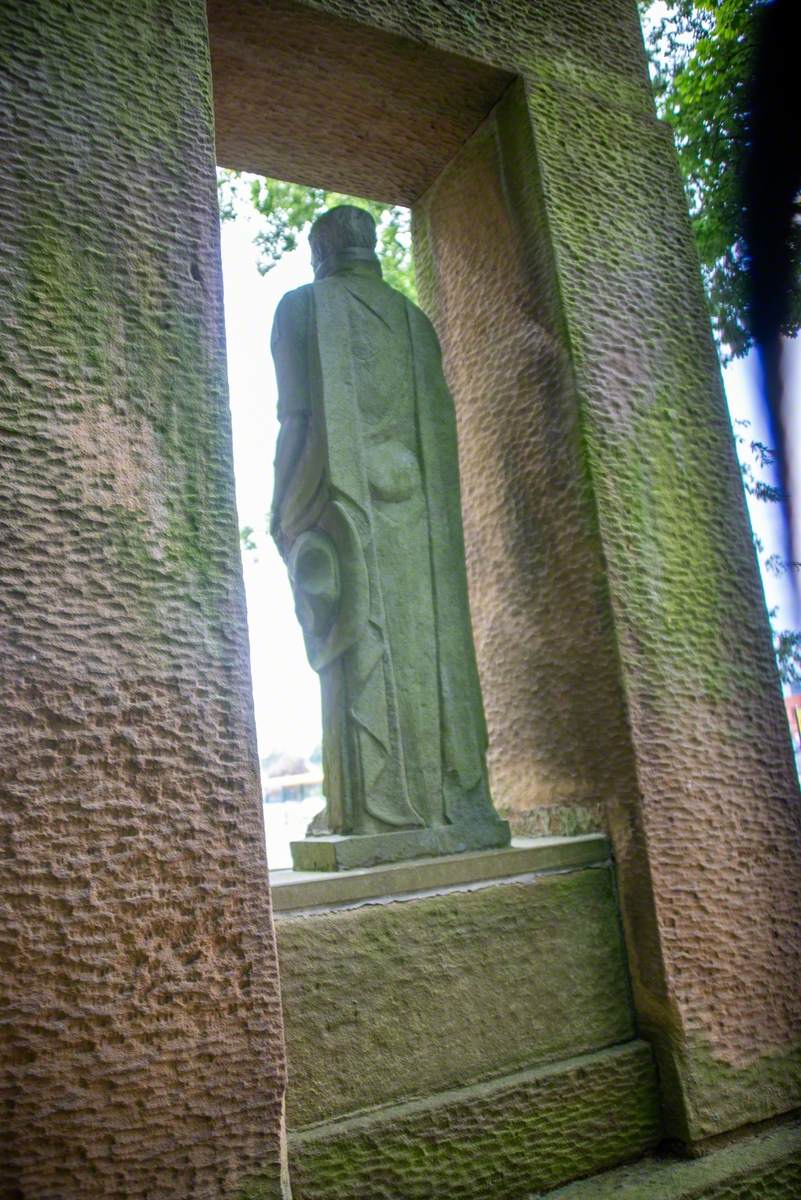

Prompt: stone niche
[206,5,655,1195]
[207,0,801,1194]
[207,0,630,839]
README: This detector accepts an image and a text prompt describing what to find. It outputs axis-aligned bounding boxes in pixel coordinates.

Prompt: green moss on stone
[288,1041,661,1200]
[278,865,637,1128]
[549,1117,801,1198]
[680,1036,801,1143]
[235,1174,286,1200]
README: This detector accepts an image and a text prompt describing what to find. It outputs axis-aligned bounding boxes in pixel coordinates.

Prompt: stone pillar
[0,2,287,1196]
[522,20,801,1143]
[412,81,635,841]
[405,0,801,1147]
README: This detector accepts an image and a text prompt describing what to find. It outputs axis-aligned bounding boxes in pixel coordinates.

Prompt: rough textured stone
[526,42,801,1145]
[208,0,512,203]
[286,1041,661,1200]
[270,834,611,912]
[413,80,634,831]
[414,60,799,1140]
[312,0,801,1145]
[547,1119,801,1198]
[0,2,286,1196]
[4,1,801,1194]
[277,864,636,1127]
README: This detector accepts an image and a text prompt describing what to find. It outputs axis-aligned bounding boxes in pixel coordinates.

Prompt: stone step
[288,1040,661,1200]
[541,1118,801,1198]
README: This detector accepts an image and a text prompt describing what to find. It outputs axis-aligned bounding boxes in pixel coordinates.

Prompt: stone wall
[0,1,286,1196]
[413,81,631,837]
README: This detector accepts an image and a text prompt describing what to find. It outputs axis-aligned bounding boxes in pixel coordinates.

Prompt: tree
[773,627,801,689]
[217,171,415,299]
[733,418,801,681]
[640,0,801,359]
[643,1,801,692]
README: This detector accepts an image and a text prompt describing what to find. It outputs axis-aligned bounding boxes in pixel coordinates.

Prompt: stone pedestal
[272,836,661,1199]
[290,815,510,871]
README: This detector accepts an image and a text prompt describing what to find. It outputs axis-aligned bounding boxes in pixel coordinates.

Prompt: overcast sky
[221,211,319,761]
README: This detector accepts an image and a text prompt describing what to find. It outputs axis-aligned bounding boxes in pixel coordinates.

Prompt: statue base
[290,818,511,872]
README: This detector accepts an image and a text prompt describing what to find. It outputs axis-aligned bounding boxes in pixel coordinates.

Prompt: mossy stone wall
[551,1118,801,1198]
[0,1,286,1196]
[278,864,636,1127]
[287,1041,661,1200]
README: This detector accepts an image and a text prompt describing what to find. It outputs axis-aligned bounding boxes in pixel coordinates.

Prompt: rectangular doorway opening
[218,170,414,867]
[208,0,514,865]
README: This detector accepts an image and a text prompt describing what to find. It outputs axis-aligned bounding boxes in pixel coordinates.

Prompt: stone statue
[270,205,509,870]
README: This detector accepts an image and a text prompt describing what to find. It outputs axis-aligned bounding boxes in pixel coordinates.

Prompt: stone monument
[270,205,510,870]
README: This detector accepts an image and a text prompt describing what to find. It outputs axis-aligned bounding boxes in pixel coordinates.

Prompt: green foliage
[735,420,785,505]
[239,525,257,553]
[217,170,416,300]
[641,0,801,358]
[733,419,800,684]
[773,625,801,688]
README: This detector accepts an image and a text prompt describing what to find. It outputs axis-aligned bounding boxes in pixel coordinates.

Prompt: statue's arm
[269,289,312,555]
[270,416,308,549]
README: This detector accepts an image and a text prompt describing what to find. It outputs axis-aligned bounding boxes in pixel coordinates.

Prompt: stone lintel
[271,833,610,912]
[207,0,513,203]
[289,817,511,872]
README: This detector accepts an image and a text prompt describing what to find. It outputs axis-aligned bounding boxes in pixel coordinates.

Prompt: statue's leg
[320,661,350,833]
[374,496,443,825]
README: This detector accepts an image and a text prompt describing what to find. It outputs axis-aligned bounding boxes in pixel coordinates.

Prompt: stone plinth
[289,816,510,871]
[289,1042,660,1200]
[549,1119,801,1199]
[272,833,610,910]
[273,835,659,1196]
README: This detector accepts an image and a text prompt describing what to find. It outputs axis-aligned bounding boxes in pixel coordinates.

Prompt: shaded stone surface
[548,1118,801,1198]
[287,1042,661,1200]
[0,2,286,1196]
[413,80,633,833]
[277,863,636,1127]
[208,0,512,202]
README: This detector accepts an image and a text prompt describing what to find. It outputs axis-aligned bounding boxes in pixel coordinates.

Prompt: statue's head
[309,205,377,278]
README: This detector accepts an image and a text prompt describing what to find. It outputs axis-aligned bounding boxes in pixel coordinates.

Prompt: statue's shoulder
[275,283,313,318]
[272,284,314,347]
[401,293,443,355]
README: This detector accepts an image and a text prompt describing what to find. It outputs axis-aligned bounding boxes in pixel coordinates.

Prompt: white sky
[221,211,321,762]
[220,205,799,763]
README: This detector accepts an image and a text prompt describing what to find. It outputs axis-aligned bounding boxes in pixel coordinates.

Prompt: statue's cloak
[272,272,487,829]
